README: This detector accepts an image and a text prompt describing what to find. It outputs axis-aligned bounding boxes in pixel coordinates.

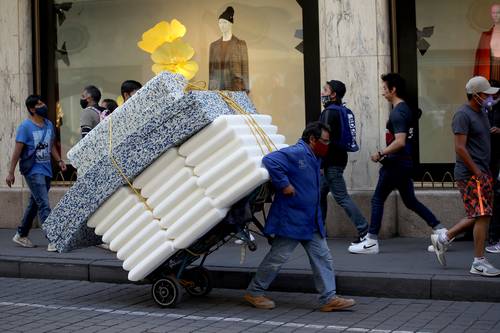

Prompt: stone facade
[0,0,465,238]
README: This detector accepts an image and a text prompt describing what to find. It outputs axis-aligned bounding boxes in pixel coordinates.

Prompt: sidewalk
[1,229,500,302]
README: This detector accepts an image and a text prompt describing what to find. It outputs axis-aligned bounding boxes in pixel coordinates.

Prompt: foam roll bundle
[85,114,287,282]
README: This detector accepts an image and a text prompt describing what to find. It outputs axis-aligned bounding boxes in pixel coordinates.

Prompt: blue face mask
[34,105,48,118]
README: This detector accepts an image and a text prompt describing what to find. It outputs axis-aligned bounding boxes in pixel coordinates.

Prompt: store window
[394,0,498,182]
[36,0,317,162]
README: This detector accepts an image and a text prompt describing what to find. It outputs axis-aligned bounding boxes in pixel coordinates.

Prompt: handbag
[19,120,49,175]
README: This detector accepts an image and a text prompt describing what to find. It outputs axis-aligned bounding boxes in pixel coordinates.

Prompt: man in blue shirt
[6,95,66,251]
[244,122,355,311]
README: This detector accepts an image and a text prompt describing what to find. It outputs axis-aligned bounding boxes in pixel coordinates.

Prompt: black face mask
[34,105,49,118]
[80,98,89,109]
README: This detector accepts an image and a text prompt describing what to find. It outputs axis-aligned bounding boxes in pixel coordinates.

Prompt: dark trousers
[368,165,440,235]
[489,177,500,242]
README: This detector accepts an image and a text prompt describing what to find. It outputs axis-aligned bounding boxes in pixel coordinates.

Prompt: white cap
[465,76,499,94]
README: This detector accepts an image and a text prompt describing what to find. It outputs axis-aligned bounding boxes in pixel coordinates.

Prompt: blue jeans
[18,174,51,237]
[369,165,439,235]
[320,166,368,235]
[247,233,336,305]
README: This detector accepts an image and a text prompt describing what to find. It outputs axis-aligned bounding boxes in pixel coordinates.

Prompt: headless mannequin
[491,4,500,57]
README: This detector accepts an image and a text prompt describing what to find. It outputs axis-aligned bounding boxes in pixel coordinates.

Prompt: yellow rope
[108,116,154,213]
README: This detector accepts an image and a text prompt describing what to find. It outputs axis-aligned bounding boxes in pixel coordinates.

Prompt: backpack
[325,104,359,152]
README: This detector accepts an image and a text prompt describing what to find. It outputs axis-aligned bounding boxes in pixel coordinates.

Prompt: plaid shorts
[457,174,494,218]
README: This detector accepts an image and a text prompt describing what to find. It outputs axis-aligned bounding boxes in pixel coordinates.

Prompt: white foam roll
[197,148,262,189]
[109,210,154,252]
[218,114,273,126]
[152,177,198,219]
[158,189,204,228]
[117,221,161,261]
[212,168,269,209]
[132,148,178,189]
[140,157,185,198]
[102,202,147,244]
[186,125,280,167]
[87,187,131,228]
[193,134,286,176]
[185,127,237,167]
[123,230,168,271]
[178,120,227,157]
[128,241,176,282]
[146,167,193,209]
[94,194,140,235]
[205,157,262,198]
[173,208,229,249]
[164,197,214,239]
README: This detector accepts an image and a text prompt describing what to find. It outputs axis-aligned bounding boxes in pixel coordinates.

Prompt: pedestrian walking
[432,76,500,276]
[80,85,104,138]
[349,73,446,254]
[486,80,500,253]
[319,80,368,243]
[244,122,355,311]
[6,95,67,251]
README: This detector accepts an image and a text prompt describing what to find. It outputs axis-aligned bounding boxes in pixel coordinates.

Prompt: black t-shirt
[319,104,348,168]
[385,101,414,163]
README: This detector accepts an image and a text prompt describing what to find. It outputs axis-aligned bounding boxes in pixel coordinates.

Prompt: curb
[1,256,499,302]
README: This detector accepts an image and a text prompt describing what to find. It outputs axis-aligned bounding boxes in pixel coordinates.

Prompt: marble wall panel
[325,55,381,189]
[0,0,20,75]
[323,0,377,58]
[376,0,391,56]
[18,0,32,75]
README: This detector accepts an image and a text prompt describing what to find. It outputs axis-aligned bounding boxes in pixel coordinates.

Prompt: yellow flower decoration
[116,95,124,106]
[151,39,199,80]
[138,19,186,54]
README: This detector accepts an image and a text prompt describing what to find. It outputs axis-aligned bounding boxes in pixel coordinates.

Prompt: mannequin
[208,6,249,92]
[474,4,500,80]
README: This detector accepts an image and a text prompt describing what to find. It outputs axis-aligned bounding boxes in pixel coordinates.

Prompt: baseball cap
[465,76,499,94]
[326,80,346,99]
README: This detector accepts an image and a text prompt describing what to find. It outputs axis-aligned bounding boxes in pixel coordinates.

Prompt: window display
[52,0,305,160]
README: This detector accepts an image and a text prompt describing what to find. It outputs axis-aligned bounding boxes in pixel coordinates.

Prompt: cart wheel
[151,276,181,308]
[248,241,257,252]
[184,267,213,297]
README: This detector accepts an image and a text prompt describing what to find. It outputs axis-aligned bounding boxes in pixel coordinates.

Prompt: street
[0,277,498,333]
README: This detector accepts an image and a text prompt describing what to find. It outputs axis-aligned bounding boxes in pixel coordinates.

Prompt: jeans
[17,174,51,237]
[369,165,440,235]
[320,166,368,235]
[247,233,336,305]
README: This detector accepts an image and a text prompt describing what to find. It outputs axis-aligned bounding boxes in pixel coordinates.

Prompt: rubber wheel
[183,267,213,297]
[151,276,182,308]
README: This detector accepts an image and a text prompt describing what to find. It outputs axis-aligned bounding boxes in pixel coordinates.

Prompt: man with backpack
[349,73,446,254]
[319,80,368,244]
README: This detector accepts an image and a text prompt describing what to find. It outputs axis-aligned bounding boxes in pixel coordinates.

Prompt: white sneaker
[486,242,500,254]
[348,236,379,254]
[470,259,500,276]
[428,228,448,252]
[431,234,448,266]
[47,243,57,252]
[12,233,35,248]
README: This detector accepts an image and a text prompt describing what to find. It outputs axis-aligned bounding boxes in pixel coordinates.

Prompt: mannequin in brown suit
[209,6,249,92]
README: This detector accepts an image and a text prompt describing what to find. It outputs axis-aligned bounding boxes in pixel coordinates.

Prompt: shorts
[457,174,494,218]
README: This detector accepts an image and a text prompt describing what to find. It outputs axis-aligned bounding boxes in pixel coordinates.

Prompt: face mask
[80,98,89,109]
[475,94,494,111]
[34,105,48,118]
[313,141,329,157]
[321,95,332,107]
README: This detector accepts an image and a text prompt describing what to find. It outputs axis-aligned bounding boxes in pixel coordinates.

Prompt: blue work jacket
[262,139,325,240]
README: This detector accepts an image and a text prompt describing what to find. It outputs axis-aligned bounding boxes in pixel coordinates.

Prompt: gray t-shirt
[80,106,101,137]
[452,104,491,180]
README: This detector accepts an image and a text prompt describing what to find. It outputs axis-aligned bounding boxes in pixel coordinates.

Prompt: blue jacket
[262,139,325,240]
